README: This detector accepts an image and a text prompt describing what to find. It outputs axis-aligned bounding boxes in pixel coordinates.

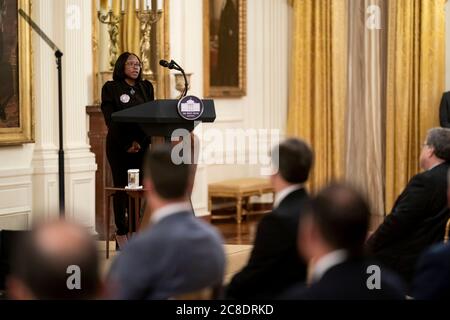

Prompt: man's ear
[143,178,153,193]
[428,146,436,158]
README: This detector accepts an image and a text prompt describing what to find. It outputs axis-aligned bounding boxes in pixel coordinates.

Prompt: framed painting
[0,0,33,145]
[203,0,246,98]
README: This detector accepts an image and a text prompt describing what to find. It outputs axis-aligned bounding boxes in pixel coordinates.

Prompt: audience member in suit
[108,144,225,300]
[412,243,450,300]
[7,221,102,300]
[439,91,450,128]
[226,138,313,299]
[411,169,450,300]
[281,184,405,300]
[367,128,450,285]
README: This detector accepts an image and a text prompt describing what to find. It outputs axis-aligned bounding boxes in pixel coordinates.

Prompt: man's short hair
[426,128,450,162]
[144,144,190,199]
[309,184,370,254]
[272,138,313,184]
[10,223,99,300]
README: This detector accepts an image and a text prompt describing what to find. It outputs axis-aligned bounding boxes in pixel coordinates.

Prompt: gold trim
[92,0,100,104]
[0,0,34,145]
[203,0,247,98]
[159,0,171,99]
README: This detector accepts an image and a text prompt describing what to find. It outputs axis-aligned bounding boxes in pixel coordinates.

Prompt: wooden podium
[87,105,113,240]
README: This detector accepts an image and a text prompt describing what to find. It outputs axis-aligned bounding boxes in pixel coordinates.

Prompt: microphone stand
[173,62,189,98]
[160,59,194,212]
[19,9,66,216]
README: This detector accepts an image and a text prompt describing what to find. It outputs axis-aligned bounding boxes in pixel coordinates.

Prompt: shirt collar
[428,161,445,171]
[273,184,303,208]
[150,202,192,225]
[312,249,348,283]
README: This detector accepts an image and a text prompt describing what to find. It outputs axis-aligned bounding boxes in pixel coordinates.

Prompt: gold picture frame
[203,0,247,98]
[0,0,34,145]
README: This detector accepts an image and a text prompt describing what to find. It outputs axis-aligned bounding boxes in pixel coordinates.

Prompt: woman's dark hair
[113,52,143,82]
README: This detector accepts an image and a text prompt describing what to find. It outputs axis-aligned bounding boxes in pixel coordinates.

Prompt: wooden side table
[208,178,274,224]
[104,187,147,259]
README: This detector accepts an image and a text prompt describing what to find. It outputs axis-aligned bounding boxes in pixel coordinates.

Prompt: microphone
[159,59,189,98]
[159,59,179,71]
[159,59,171,68]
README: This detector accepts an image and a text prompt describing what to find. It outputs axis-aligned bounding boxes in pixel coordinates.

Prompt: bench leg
[208,196,212,213]
[236,196,243,224]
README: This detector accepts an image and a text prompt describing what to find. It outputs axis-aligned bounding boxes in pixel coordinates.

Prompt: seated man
[367,128,450,285]
[7,221,102,300]
[108,144,225,300]
[412,242,450,300]
[281,184,405,300]
[226,138,313,299]
[411,169,450,299]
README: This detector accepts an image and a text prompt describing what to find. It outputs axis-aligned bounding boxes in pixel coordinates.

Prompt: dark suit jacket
[439,92,450,128]
[101,79,154,152]
[412,243,450,300]
[280,258,406,300]
[226,188,310,299]
[367,162,450,284]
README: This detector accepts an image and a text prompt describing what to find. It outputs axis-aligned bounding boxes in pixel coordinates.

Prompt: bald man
[7,221,101,300]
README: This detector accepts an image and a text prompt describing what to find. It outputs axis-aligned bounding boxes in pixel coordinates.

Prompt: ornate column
[31,0,60,223]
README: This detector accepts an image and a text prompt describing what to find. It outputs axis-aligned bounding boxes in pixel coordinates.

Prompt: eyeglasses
[125,62,143,68]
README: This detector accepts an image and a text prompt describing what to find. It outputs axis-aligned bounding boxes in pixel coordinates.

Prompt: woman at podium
[101,52,154,249]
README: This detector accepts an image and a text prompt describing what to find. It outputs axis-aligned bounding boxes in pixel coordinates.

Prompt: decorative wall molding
[0,0,98,231]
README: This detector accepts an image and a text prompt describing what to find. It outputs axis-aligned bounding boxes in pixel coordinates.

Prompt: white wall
[170,0,291,215]
[0,0,97,231]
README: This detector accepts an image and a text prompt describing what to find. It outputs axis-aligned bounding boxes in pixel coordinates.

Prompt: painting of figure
[204,0,246,98]
[0,0,18,128]
[0,0,33,145]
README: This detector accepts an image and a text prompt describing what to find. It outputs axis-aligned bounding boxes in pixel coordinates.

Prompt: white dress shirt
[150,202,192,225]
[311,249,348,283]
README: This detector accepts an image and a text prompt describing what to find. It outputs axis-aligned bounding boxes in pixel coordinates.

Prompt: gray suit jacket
[108,211,225,300]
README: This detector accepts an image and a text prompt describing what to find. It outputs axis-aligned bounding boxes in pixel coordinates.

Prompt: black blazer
[367,162,450,284]
[226,188,310,300]
[412,243,450,300]
[280,258,406,300]
[101,80,154,152]
[439,92,450,128]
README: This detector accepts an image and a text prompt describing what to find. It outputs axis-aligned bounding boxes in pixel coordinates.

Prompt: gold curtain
[120,0,141,54]
[346,0,386,217]
[287,0,348,193]
[108,0,141,54]
[385,0,446,212]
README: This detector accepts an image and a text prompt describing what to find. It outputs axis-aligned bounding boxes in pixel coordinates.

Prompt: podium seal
[177,96,204,121]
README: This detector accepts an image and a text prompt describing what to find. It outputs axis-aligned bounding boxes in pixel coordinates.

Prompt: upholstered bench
[208,178,274,224]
